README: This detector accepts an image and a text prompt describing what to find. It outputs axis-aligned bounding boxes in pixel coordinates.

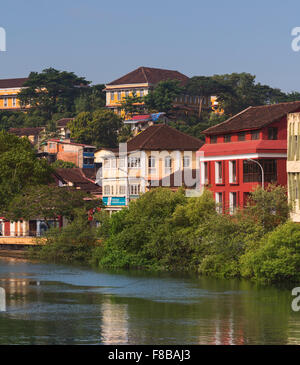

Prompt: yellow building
[98,124,203,213]
[287,112,300,222]
[0,77,28,110]
[105,66,211,118]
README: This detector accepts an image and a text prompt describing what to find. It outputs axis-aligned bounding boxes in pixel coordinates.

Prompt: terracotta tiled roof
[54,168,101,194]
[9,127,44,136]
[0,78,28,88]
[56,118,74,127]
[126,124,203,151]
[202,101,300,135]
[107,67,189,86]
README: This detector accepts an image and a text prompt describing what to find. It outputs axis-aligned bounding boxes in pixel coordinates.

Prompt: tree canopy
[18,68,90,121]
[68,109,122,148]
[0,131,52,210]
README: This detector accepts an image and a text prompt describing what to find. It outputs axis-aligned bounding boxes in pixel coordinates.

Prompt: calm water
[0,256,299,345]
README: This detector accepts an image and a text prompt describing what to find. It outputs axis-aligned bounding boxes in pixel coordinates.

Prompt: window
[229,192,237,214]
[111,158,117,168]
[140,89,144,97]
[165,156,172,173]
[243,159,277,183]
[183,156,190,168]
[117,91,121,101]
[201,162,209,185]
[268,127,278,140]
[118,157,125,168]
[104,185,110,195]
[229,160,237,183]
[215,161,223,184]
[210,135,217,144]
[224,135,231,143]
[130,184,140,195]
[125,90,129,97]
[119,185,126,195]
[12,97,16,107]
[128,157,141,168]
[251,130,260,140]
[215,192,223,213]
[148,156,156,174]
[111,92,115,101]
[238,132,246,141]
[3,98,7,107]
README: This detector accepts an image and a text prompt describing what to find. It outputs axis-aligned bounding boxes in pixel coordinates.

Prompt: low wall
[0,236,44,245]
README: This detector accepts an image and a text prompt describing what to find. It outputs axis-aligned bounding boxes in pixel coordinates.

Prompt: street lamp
[247,158,264,189]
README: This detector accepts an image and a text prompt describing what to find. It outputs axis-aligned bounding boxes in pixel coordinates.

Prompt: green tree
[240,222,300,282]
[185,76,226,118]
[0,131,52,210]
[18,68,90,121]
[144,80,183,114]
[74,84,106,113]
[6,185,102,227]
[119,91,145,118]
[68,109,122,148]
[243,184,290,232]
[51,160,76,169]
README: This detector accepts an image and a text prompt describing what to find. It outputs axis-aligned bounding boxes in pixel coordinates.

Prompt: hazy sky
[1,0,300,92]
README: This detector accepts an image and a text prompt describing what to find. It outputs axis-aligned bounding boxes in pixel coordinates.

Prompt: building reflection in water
[100,297,129,344]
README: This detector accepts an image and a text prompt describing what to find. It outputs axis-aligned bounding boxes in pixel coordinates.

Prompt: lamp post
[247,158,264,189]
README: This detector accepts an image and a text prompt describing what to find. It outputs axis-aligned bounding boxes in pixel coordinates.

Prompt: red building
[199,101,300,213]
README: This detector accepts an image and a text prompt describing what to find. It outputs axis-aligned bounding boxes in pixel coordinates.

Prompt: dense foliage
[90,185,297,282]
[68,109,122,148]
[0,131,52,210]
[28,209,99,264]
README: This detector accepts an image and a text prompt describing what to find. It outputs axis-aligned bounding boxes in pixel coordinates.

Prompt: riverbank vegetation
[27,184,300,283]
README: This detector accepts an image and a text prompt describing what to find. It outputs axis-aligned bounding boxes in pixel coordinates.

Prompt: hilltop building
[0,78,28,110]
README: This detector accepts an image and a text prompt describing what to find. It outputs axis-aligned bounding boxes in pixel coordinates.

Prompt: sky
[1,0,300,92]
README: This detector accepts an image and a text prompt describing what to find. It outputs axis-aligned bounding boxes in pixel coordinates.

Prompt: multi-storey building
[101,124,203,213]
[199,102,300,213]
[105,66,211,118]
[0,77,28,110]
[46,139,96,168]
[287,112,300,222]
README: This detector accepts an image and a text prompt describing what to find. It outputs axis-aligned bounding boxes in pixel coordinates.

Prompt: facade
[0,78,28,110]
[199,102,300,213]
[287,112,300,222]
[105,66,211,118]
[101,124,203,213]
[56,118,73,139]
[46,139,96,168]
[9,127,44,149]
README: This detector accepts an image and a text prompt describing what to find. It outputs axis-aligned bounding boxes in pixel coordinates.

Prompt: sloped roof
[126,124,203,151]
[56,118,74,127]
[107,66,189,86]
[9,127,44,136]
[0,78,28,88]
[202,101,300,135]
[54,168,101,194]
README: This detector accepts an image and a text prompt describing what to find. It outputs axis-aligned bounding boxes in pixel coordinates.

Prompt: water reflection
[0,258,299,344]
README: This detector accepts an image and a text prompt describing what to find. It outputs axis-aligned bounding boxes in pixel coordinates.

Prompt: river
[0,256,299,345]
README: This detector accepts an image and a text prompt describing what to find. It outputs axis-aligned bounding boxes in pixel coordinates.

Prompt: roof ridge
[203,106,252,134]
[140,67,148,83]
